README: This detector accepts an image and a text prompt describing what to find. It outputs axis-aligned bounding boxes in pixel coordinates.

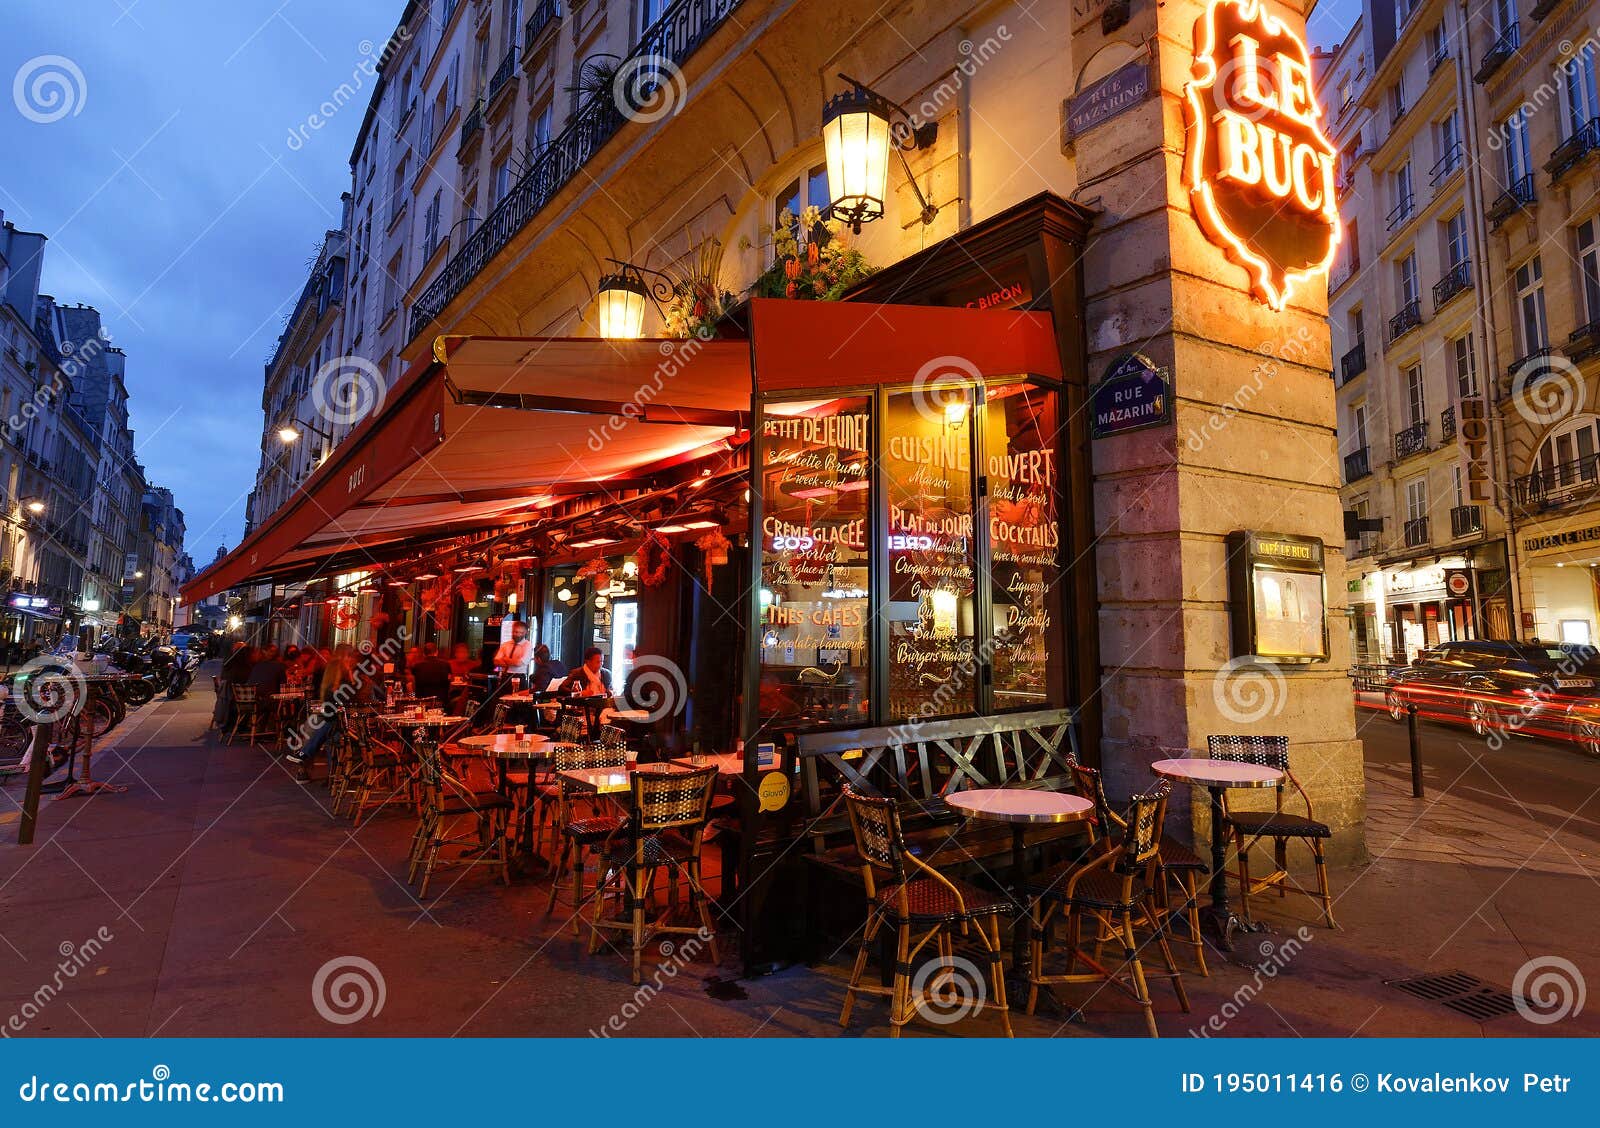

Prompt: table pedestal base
[1199,903,1264,951]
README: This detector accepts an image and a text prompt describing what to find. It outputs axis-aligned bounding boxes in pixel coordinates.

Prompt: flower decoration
[665,232,738,340]
[753,206,875,302]
[694,529,732,588]
[637,532,672,588]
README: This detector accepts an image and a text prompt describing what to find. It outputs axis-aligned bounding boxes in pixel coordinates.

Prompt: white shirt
[493,637,532,675]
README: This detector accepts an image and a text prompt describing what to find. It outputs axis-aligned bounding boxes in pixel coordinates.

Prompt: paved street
[1,679,1596,1038]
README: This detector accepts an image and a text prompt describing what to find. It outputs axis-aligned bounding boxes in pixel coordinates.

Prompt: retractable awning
[185,298,1062,603]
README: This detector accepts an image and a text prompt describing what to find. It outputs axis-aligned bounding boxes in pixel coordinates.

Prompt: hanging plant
[749,206,876,302]
[638,532,672,588]
[695,529,732,589]
[664,231,738,340]
[575,556,612,592]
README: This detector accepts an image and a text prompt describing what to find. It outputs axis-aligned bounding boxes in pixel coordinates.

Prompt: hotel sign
[1524,525,1600,554]
[1184,0,1340,310]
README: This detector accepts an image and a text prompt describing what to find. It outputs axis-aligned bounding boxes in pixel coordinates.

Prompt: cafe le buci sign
[1184,0,1340,310]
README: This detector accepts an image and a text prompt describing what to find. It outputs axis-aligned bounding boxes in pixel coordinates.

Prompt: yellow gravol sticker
[757,771,791,812]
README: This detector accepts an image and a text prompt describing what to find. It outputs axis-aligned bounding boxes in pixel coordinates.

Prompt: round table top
[945,788,1095,825]
[457,735,554,759]
[377,713,468,727]
[457,732,550,750]
[604,709,651,723]
[1150,757,1283,789]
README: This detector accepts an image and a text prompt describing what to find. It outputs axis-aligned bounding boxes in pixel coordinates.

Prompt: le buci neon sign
[1184,0,1340,310]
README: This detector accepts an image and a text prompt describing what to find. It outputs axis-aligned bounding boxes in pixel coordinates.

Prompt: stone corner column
[1072,0,1367,863]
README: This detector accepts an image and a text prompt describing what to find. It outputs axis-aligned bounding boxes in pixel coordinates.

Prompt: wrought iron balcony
[1450,504,1483,538]
[1389,299,1423,344]
[1433,260,1472,311]
[1569,319,1600,360]
[1403,516,1430,548]
[459,97,484,152]
[1513,454,1600,510]
[1474,23,1521,84]
[1546,117,1600,180]
[1428,46,1450,75]
[1507,345,1557,381]
[1394,421,1430,461]
[525,0,560,50]
[1340,340,1368,384]
[487,47,518,107]
[1386,193,1415,231]
[1343,447,1372,483]
[1429,142,1463,185]
[1440,405,1456,443]
[412,0,748,342]
[1531,0,1560,19]
[1487,174,1535,229]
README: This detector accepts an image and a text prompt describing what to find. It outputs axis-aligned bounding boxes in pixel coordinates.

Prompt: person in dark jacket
[245,645,288,695]
[409,642,453,706]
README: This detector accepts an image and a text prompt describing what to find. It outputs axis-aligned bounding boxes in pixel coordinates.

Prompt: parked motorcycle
[166,649,203,699]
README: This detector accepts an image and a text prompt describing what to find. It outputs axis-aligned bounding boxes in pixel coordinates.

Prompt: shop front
[1366,540,1513,663]
[1517,517,1600,647]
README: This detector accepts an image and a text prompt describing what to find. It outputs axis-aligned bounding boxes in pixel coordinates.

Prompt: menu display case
[1225,531,1329,663]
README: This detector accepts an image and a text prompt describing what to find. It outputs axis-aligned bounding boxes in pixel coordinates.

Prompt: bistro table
[557,761,692,797]
[1150,757,1284,950]
[453,733,570,863]
[945,788,1095,971]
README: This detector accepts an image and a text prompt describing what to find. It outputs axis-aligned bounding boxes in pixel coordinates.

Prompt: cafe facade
[189,0,1367,942]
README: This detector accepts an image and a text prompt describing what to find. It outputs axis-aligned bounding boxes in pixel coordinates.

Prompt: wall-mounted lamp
[596,258,676,339]
[822,73,939,234]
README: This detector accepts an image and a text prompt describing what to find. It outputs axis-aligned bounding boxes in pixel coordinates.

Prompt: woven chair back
[1207,733,1290,772]
[632,766,717,832]
[842,787,908,885]
[1116,779,1170,873]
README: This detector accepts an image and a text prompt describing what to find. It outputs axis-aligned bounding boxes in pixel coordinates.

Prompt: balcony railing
[1569,319,1600,360]
[1428,46,1450,74]
[1547,117,1600,179]
[1487,174,1535,229]
[459,97,485,151]
[525,0,560,50]
[1440,405,1457,443]
[1514,454,1600,510]
[1507,344,1557,382]
[1344,448,1372,483]
[1385,193,1415,231]
[1403,517,1430,548]
[1475,23,1521,84]
[1433,259,1473,311]
[1429,142,1463,184]
[1394,420,1430,460]
[1531,0,1560,19]
[1389,299,1423,343]
[487,47,518,107]
[1451,504,1483,538]
[413,0,748,341]
[1340,340,1368,384]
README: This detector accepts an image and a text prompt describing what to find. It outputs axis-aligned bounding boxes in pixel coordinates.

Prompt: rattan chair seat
[1027,861,1149,909]
[1225,811,1332,838]
[876,876,1011,922]
[1158,835,1209,871]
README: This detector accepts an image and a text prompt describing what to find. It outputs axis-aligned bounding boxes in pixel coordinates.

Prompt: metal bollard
[1406,703,1424,798]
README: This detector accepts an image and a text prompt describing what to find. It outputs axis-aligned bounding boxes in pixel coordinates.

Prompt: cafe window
[755,380,1064,731]
[773,162,831,238]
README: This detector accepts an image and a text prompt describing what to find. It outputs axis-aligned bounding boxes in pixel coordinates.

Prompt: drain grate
[1386,971,1523,1022]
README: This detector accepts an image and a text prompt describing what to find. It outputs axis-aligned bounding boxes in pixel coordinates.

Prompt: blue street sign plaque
[1091,353,1171,438]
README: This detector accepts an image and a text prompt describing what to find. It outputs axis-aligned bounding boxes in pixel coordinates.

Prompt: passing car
[1384,639,1600,756]
[172,626,215,656]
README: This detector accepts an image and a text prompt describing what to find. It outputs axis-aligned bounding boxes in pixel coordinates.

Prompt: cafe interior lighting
[415,572,440,581]
[569,536,621,549]
[596,258,675,340]
[822,74,939,234]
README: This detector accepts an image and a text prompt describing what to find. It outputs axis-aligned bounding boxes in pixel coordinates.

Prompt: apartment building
[1327,0,1515,662]
[1475,0,1600,646]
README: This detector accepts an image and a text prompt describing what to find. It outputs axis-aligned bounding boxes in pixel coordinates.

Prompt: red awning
[186,299,1061,602]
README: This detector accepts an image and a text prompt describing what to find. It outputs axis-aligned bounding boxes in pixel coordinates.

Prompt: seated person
[530,644,568,693]
[244,645,287,695]
[559,646,612,698]
[409,641,453,707]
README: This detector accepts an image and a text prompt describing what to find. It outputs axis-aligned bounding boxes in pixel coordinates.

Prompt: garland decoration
[638,532,672,588]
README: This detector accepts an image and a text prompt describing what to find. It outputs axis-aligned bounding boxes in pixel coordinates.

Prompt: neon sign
[1184,0,1340,310]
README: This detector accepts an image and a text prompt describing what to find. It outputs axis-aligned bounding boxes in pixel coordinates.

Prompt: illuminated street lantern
[595,259,675,339]
[821,75,939,234]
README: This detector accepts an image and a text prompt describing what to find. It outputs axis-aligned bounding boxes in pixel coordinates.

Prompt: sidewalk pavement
[1,684,1595,1037]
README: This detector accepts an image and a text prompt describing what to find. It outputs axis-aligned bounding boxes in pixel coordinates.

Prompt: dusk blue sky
[1,0,1360,565]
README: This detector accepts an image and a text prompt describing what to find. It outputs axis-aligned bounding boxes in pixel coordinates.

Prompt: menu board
[884,389,978,719]
[984,384,1064,709]
[757,397,872,726]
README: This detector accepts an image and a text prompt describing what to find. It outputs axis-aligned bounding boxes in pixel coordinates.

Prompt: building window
[423,190,442,256]
[1567,42,1599,133]
[773,162,831,237]
[1426,22,1446,64]
[491,157,512,206]
[1399,251,1420,307]
[1390,79,1406,120]
[1405,476,1429,523]
[1515,256,1548,355]
[1444,211,1468,268]
[1453,334,1477,396]
[1437,110,1461,171]
[1493,0,1516,35]
[1393,161,1414,217]
[640,0,669,36]
[1532,416,1600,483]
[503,0,521,51]
[1580,220,1600,325]
[1504,112,1532,183]
[1404,364,1426,427]
[1350,307,1366,346]
[529,103,553,155]
[1353,402,1369,450]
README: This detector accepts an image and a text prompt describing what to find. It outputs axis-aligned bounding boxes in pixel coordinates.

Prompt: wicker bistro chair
[1025,780,1190,1036]
[1073,764,1209,977]
[1207,735,1336,928]
[407,736,512,898]
[586,765,721,985]
[837,787,1014,1037]
[543,740,630,933]
[225,685,274,747]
